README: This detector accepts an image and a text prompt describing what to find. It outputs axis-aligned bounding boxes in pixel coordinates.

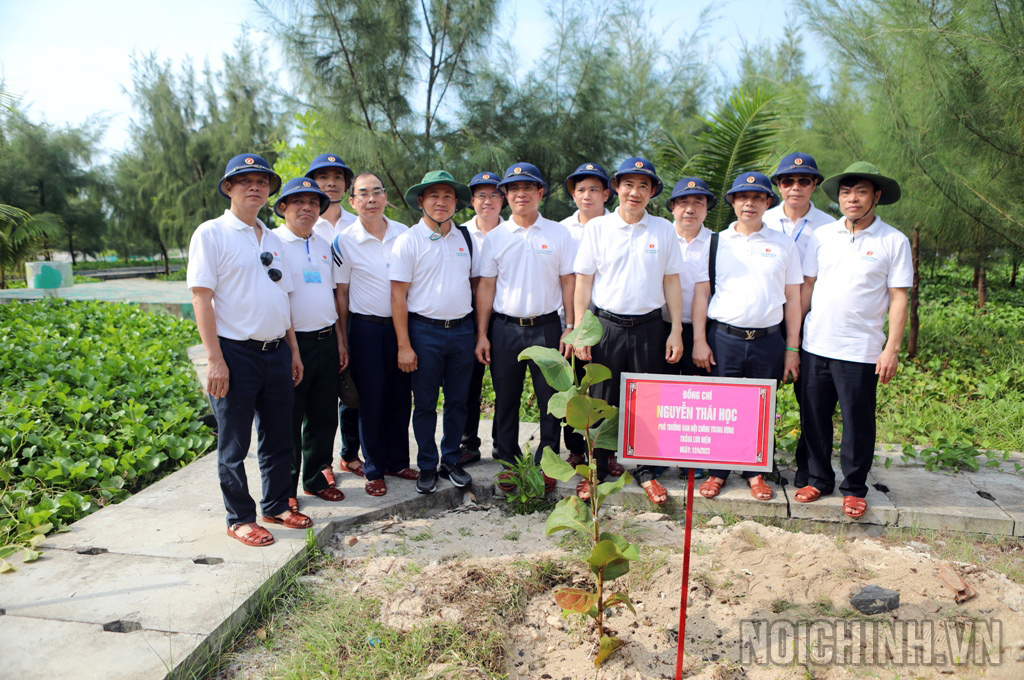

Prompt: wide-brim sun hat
[666,177,717,212]
[564,162,610,197]
[304,153,354,188]
[273,177,331,218]
[496,162,550,197]
[724,171,780,208]
[770,152,824,185]
[404,170,472,212]
[820,161,901,205]
[218,153,282,198]
[611,157,663,198]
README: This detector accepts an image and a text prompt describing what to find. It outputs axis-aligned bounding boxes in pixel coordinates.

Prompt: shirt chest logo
[860,250,879,263]
[536,243,553,255]
[455,246,469,257]
[760,247,778,259]
[644,242,659,255]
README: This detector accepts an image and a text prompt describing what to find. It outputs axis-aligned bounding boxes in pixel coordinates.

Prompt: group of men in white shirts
[187,150,911,547]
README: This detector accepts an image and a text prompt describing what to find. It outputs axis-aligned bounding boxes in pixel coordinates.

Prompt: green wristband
[786,346,800,352]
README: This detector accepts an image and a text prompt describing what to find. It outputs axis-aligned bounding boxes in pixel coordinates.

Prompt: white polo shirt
[272,226,341,332]
[390,219,480,320]
[462,215,504,253]
[334,217,408,317]
[479,215,574,318]
[697,222,803,329]
[763,203,834,261]
[312,208,358,243]
[187,210,293,342]
[561,208,610,245]
[802,217,913,363]
[662,225,712,324]
[573,209,684,315]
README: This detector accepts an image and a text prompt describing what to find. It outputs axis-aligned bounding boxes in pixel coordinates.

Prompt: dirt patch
[217,502,1024,679]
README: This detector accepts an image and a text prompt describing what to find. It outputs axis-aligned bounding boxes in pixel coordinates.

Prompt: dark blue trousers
[706,325,783,482]
[408,317,476,471]
[338,403,360,462]
[211,339,294,526]
[798,350,878,497]
[348,316,412,481]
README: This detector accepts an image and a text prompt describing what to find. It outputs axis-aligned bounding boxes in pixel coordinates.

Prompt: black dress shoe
[439,461,472,488]
[459,444,481,465]
[416,468,438,494]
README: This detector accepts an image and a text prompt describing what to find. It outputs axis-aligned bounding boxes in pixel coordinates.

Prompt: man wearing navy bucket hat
[573,157,686,506]
[475,163,575,494]
[459,171,505,466]
[187,154,312,547]
[271,178,347,511]
[391,170,479,494]
[795,162,911,520]
[691,171,804,503]
[305,153,363,485]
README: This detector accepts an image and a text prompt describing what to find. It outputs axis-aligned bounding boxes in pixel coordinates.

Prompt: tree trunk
[908,225,920,358]
[977,266,986,308]
[1011,259,1019,288]
[158,236,170,275]
[68,232,77,266]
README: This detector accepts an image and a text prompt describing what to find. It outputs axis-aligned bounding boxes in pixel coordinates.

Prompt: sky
[0,0,822,156]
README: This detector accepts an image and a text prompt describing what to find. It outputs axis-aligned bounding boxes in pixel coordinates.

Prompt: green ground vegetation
[0,299,213,567]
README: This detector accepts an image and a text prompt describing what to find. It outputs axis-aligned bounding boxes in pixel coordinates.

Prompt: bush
[0,299,214,566]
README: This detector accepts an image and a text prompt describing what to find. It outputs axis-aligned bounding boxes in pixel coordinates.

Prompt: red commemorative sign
[618,373,776,473]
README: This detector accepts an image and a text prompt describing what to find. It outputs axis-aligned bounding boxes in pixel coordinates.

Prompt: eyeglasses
[353,188,386,199]
[260,251,282,282]
[779,176,814,188]
[504,183,539,194]
[473,192,502,202]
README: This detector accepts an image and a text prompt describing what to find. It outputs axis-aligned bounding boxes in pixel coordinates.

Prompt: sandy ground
[217,499,1024,679]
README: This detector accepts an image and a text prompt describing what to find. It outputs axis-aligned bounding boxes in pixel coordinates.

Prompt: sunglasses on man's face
[779,176,814,188]
[260,251,282,282]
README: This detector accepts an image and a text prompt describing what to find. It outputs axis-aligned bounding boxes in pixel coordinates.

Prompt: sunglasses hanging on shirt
[260,251,283,282]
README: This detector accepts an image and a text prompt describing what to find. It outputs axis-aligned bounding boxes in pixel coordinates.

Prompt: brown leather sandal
[576,479,591,500]
[794,485,822,503]
[304,487,345,501]
[262,510,313,529]
[699,476,725,499]
[227,522,274,547]
[843,496,867,519]
[287,497,299,513]
[641,478,668,505]
[365,478,387,497]
[747,474,773,501]
[566,453,587,468]
[322,467,337,487]
[385,468,419,480]
[607,456,625,477]
[341,458,365,477]
[544,474,557,494]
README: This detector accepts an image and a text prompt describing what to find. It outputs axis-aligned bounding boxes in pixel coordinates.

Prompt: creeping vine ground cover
[0,299,213,569]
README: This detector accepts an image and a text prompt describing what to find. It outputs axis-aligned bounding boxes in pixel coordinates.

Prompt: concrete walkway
[2,341,1023,678]
[0,278,193,318]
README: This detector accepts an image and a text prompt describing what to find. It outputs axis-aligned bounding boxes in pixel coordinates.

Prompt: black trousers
[291,332,340,494]
[706,325,783,482]
[591,314,667,481]
[490,315,562,464]
[462,319,494,451]
[797,350,878,497]
[562,357,588,456]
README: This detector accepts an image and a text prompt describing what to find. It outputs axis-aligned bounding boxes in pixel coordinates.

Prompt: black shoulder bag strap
[456,224,474,268]
[709,231,719,300]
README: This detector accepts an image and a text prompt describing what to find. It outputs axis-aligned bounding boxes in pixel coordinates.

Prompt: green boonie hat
[404,171,472,212]
[821,161,901,205]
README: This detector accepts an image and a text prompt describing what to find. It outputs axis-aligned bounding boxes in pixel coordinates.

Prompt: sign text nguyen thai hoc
[618,374,777,473]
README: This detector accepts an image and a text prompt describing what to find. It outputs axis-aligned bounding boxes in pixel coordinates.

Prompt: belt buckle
[519,317,534,327]
[318,327,332,339]
[744,329,756,340]
[262,339,278,351]
[444,318,454,329]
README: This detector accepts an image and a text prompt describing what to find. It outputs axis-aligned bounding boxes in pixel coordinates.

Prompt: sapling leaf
[566,395,616,431]
[595,474,629,512]
[595,635,623,667]
[588,539,626,568]
[547,387,580,419]
[22,548,40,563]
[553,587,599,613]
[604,592,637,614]
[575,464,592,478]
[589,416,619,450]
[541,447,577,482]
[597,532,639,561]
[545,496,593,536]
[580,363,612,391]
[518,347,573,391]
[564,310,603,348]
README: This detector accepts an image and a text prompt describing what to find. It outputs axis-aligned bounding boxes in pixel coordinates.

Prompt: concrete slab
[0,617,203,680]
[786,460,898,527]
[964,471,1024,537]
[872,466,1015,535]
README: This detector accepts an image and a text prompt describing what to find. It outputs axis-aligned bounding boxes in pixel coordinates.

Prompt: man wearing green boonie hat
[390,171,479,495]
[794,161,912,520]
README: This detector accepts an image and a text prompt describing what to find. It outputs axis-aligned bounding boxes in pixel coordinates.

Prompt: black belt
[709,320,783,340]
[220,336,285,352]
[295,325,334,340]
[596,308,661,328]
[352,313,392,325]
[494,311,560,327]
[409,312,472,329]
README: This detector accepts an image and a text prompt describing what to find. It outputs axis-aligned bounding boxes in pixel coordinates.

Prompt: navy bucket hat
[497,162,550,197]
[304,153,354,188]
[724,172,780,208]
[666,177,717,212]
[611,157,663,198]
[770,152,824,185]
[564,162,610,196]
[468,171,501,189]
[273,177,331,218]
[218,153,281,199]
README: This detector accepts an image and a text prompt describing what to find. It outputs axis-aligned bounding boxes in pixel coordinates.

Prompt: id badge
[303,268,322,284]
